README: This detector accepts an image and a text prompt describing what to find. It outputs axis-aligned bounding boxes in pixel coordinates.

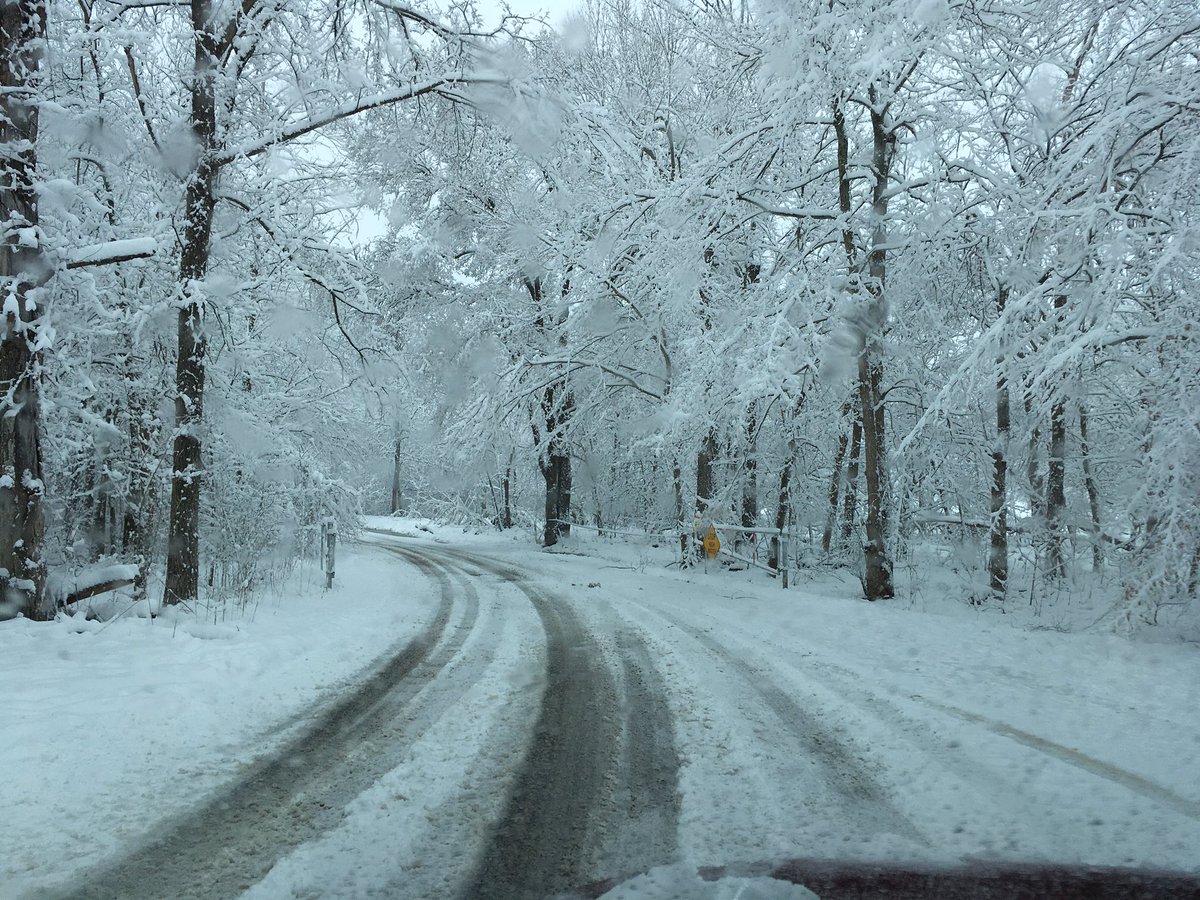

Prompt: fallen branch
[63,578,137,607]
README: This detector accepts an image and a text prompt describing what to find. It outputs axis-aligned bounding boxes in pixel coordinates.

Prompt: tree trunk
[390,437,403,513]
[1044,397,1067,579]
[1024,389,1044,523]
[502,460,513,529]
[1044,295,1068,580]
[833,94,893,598]
[841,407,863,548]
[164,0,219,606]
[769,444,793,573]
[671,457,683,524]
[528,275,572,548]
[542,462,557,547]
[822,401,853,554]
[741,404,758,529]
[92,445,112,558]
[0,0,49,620]
[539,442,571,547]
[593,485,604,536]
[858,95,895,600]
[673,457,687,560]
[857,356,893,599]
[1078,403,1103,572]
[988,288,1010,600]
[554,444,572,536]
[832,94,859,563]
[696,429,717,518]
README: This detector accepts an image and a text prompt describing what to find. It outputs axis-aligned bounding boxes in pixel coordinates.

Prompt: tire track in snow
[625,598,925,845]
[417,549,679,900]
[780,644,1200,825]
[463,570,617,900]
[652,598,1200,827]
[750,631,1200,825]
[911,694,1200,823]
[49,547,487,900]
[591,623,682,885]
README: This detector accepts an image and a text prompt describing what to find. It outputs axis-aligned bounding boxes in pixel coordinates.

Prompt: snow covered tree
[93,0,515,605]
[0,0,48,619]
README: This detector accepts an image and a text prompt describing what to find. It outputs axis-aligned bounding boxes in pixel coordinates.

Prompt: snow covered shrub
[1122,405,1200,630]
[201,448,288,599]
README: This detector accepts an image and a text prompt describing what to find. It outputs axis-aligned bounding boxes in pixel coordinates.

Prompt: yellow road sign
[703,526,721,559]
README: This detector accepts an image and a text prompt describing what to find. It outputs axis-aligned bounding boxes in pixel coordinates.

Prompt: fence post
[322,517,337,588]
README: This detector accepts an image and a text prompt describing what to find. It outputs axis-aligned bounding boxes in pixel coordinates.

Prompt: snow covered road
[10,524,1200,899]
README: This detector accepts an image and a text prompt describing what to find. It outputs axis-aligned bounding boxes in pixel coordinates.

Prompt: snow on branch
[214,75,509,166]
[66,238,157,270]
[525,357,666,402]
[735,193,839,220]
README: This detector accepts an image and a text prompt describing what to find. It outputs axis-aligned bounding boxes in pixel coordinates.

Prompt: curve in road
[48,548,477,900]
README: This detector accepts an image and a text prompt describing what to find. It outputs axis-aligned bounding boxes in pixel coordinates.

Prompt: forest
[2,0,1198,632]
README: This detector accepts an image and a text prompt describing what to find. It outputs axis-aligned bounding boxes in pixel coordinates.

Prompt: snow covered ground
[0,546,438,897]
[3,518,1199,899]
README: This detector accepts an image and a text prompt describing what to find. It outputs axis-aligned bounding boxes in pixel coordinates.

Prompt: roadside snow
[0,546,437,897]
